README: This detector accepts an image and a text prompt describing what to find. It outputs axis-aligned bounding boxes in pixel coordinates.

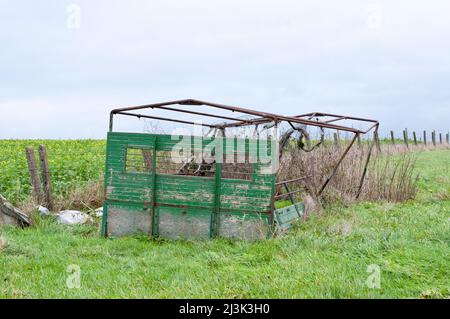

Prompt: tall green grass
[0,150,448,298]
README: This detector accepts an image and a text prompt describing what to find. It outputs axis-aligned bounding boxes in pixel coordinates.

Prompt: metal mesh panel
[219,213,269,240]
[158,208,211,240]
[107,205,152,237]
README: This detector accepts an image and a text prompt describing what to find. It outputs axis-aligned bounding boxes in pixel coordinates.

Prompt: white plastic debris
[94,207,104,218]
[37,205,50,216]
[57,210,89,225]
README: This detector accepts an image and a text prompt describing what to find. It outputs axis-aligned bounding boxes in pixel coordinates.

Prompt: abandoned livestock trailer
[102,99,378,240]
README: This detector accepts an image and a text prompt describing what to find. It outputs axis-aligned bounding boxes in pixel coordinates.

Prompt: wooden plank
[333,132,339,147]
[0,194,32,226]
[25,147,43,205]
[38,145,53,210]
[374,131,381,152]
[403,130,409,148]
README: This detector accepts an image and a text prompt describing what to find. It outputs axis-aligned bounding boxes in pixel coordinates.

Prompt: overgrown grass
[0,150,448,299]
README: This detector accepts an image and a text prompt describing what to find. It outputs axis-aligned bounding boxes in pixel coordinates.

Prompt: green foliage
[0,140,105,205]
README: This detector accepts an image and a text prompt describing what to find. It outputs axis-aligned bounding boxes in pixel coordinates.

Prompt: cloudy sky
[0,0,449,139]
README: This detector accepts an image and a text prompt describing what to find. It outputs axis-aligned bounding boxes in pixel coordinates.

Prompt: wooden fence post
[439,133,443,144]
[403,130,409,148]
[432,131,436,146]
[333,132,339,147]
[25,147,43,205]
[38,145,53,210]
[390,130,395,145]
[374,131,381,152]
[423,130,427,146]
[412,131,417,146]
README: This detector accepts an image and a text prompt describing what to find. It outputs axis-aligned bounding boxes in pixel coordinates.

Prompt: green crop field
[0,141,449,299]
[0,140,105,205]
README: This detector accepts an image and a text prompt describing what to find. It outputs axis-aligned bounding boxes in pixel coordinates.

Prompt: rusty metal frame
[109,99,379,200]
[110,99,368,134]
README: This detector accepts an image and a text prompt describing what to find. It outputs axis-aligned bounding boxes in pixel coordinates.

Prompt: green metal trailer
[102,132,281,240]
[101,99,378,240]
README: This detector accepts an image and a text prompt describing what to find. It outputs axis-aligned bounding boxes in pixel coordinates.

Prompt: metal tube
[355,126,378,199]
[112,99,367,134]
[116,111,219,128]
[275,176,309,186]
[318,132,358,196]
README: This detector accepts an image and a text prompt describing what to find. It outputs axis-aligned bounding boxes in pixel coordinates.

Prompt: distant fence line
[385,129,449,148]
[328,129,449,150]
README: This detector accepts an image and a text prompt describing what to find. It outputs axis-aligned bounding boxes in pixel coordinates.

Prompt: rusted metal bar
[318,133,358,196]
[324,116,346,124]
[220,113,366,133]
[275,189,303,200]
[359,125,380,198]
[281,183,302,218]
[295,112,378,124]
[151,105,251,123]
[112,99,368,134]
[356,128,378,200]
[275,176,309,186]
[117,111,219,128]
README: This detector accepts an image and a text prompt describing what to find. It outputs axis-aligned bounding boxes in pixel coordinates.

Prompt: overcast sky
[0,0,449,139]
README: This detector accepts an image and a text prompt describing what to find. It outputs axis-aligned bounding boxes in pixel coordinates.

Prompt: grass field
[0,145,449,298]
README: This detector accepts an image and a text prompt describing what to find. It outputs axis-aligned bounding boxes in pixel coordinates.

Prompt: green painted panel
[103,132,278,239]
[274,202,304,231]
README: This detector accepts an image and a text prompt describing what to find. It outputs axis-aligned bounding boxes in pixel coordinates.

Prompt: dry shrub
[436,190,450,201]
[278,143,419,205]
[19,179,104,213]
[52,179,105,212]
